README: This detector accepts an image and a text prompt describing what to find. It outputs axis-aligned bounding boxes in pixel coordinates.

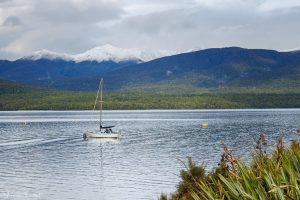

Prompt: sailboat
[83,78,119,139]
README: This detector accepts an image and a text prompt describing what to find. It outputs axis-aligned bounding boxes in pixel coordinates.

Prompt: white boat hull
[83,132,119,139]
[85,79,120,140]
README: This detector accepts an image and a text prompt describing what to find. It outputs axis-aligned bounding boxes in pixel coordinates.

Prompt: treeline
[1,91,300,110]
[1,80,300,110]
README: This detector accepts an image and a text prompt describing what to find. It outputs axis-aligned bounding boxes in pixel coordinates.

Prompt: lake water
[0,109,299,200]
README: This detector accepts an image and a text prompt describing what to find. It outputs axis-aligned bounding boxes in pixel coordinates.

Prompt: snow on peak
[24,49,73,61]
[23,45,176,63]
[74,44,176,62]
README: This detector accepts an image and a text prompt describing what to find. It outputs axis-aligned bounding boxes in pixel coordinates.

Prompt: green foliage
[163,135,300,200]
[160,193,168,200]
[1,80,300,110]
[175,158,206,200]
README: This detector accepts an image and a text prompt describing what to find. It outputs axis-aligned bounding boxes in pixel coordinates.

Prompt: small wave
[0,138,44,147]
[34,137,78,146]
[0,137,79,149]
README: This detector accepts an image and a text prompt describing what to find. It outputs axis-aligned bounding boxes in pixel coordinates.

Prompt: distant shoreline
[1,108,300,112]
[1,93,300,110]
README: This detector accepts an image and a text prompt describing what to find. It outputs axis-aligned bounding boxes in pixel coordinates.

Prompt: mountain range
[23,44,175,63]
[0,46,299,92]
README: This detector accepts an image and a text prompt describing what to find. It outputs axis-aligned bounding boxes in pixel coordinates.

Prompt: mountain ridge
[22,44,176,63]
[0,47,299,92]
[98,47,300,90]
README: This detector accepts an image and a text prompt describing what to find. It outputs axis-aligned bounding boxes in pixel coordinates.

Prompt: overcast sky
[0,0,300,60]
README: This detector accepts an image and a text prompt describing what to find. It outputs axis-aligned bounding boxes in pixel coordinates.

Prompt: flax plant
[161,134,300,200]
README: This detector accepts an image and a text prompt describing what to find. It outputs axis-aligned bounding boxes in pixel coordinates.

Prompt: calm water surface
[0,109,299,200]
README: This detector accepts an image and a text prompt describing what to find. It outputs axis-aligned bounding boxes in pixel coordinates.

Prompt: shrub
[161,134,300,200]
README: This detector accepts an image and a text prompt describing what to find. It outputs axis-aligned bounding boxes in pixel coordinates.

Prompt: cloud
[258,0,300,11]
[108,1,300,51]
[0,0,125,59]
[0,0,299,60]
[32,0,124,23]
[0,0,11,3]
[2,16,23,27]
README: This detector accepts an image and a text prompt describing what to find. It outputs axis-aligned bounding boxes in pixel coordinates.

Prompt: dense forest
[1,80,299,110]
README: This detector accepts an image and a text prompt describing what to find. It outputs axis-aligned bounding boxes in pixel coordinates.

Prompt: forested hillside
[1,80,299,110]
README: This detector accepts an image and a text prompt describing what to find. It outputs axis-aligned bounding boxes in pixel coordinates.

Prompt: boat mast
[99,78,103,131]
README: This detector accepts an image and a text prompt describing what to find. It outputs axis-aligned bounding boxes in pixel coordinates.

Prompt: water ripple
[0,109,299,200]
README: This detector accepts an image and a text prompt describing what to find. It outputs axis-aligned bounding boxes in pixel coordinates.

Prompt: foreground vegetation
[1,80,300,110]
[161,134,300,200]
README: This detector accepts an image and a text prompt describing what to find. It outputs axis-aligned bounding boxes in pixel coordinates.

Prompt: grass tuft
[161,134,300,200]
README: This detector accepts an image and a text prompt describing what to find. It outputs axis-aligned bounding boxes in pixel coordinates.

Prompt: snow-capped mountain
[2,47,300,92]
[24,49,74,61]
[23,44,176,63]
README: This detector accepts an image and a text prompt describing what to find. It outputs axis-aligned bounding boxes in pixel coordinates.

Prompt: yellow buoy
[201,123,208,127]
